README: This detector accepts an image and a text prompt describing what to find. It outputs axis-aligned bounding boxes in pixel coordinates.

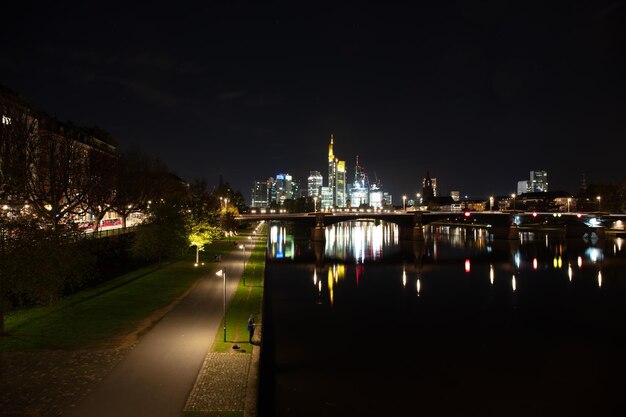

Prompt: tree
[82,147,116,231]
[220,206,239,238]
[213,180,248,213]
[131,200,187,266]
[0,109,34,205]
[22,130,90,231]
[0,225,96,335]
[188,219,221,265]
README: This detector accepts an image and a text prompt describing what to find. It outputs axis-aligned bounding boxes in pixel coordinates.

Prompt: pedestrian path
[66,243,250,417]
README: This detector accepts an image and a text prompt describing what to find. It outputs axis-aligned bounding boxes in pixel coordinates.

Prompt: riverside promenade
[66,236,261,417]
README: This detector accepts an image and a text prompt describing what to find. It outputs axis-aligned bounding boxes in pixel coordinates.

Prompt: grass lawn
[0,237,254,352]
[213,227,266,353]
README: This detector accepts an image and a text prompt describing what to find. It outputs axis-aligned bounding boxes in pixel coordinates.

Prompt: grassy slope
[1,238,249,351]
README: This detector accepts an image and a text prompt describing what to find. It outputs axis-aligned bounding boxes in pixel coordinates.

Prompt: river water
[259,221,626,417]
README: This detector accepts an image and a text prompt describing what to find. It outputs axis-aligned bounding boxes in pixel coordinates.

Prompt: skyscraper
[251,180,269,208]
[307,171,323,198]
[530,170,548,192]
[350,156,370,207]
[327,134,347,207]
[274,173,294,204]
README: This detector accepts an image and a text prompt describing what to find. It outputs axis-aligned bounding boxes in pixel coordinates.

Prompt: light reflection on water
[324,220,398,262]
[266,221,623,306]
[262,220,626,417]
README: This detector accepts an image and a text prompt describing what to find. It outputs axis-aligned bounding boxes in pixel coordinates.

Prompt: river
[259,220,626,417]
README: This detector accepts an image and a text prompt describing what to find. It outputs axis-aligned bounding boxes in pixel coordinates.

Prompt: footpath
[1,233,264,417]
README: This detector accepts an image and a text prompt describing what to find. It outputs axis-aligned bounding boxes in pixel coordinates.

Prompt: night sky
[2,1,625,201]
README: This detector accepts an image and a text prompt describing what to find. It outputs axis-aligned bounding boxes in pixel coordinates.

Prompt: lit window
[2,115,11,125]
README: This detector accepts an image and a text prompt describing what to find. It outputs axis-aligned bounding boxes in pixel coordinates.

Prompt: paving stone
[185,352,251,413]
[0,348,128,417]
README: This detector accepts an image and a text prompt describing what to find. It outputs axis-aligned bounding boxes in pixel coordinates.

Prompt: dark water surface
[259,221,626,417]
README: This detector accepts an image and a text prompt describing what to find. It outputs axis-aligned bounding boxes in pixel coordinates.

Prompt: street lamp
[596,196,601,211]
[511,193,516,211]
[567,197,571,213]
[215,269,226,342]
[239,244,246,269]
[403,195,407,211]
[489,196,494,211]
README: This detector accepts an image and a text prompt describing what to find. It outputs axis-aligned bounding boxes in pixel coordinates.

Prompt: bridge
[236,210,621,241]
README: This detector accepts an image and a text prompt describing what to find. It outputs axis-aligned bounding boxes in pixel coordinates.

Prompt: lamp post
[489,196,494,211]
[416,193,421,207]
[567,197,571,213]
[403,195,407,211]
[239,244,246,268]
[239,244,247,286]
[215,269,226,342]
[511,193,516,211]
[596,196,601,211]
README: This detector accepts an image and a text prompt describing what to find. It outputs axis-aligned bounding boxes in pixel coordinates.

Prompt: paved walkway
[184,325,262,416]
[66,244,251,417]
[0,348,128,417]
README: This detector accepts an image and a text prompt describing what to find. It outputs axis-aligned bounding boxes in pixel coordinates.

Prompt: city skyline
[1,1,624,200]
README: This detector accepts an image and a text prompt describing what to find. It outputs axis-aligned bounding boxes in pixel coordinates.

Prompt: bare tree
[0,110,35,205]
[83,147,116,231]
[110,148,151,229]
[22,131,90,232]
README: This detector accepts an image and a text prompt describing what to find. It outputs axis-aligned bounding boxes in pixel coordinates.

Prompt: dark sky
[2,1,625,201]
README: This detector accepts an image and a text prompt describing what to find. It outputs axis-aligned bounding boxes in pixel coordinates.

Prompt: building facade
[530,170,548,192]
[307,171,323,198]
[251,180,269,208]
[327,134,347,207]
[350,156,370,207]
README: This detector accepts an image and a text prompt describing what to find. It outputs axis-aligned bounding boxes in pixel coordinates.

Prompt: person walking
[247,314,256,343]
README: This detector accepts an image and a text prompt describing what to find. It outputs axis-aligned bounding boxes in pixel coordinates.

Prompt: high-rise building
[327,134,347,207]
[517,180,530,195]
[350,156,370,207]
[291,179,302,198]
[251,180,269,208]
[307,171,323,197]
[336,160,346,207]
[321,186,333,210]
[370,183,383,208]
[517,170,548,195]
[273,173,293,204]
[530,170,548,192]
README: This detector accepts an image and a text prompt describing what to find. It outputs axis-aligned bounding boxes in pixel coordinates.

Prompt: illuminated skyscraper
[327,134,347,207]
[307,171,323,197]
[517,170,548,195]
[350,156,370,207]
[530,170,548,192]
[251,180,269,208]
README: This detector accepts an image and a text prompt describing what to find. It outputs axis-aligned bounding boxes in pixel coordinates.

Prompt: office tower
[350,156,370,207]
[327,134,347,207]
[370,182,383,208]
[321,186,333,210]
[530,170,548,192]
[517,180,530,195]
[251,180,269,208]
[274,173,293,204]
[307,171,323,197]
